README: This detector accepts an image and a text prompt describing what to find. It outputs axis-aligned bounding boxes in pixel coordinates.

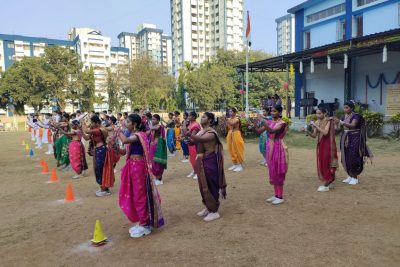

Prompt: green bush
[387,112,400,139]
[306,114,317,123]
[363,110,384,138]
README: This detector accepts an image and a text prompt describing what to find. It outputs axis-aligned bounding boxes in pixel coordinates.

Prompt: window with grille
[306,3,346,23]
[357,0,379,7]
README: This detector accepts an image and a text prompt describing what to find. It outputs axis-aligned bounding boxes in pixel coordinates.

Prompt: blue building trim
[295,9,305,52]
[352,0,400,16]
[345,0,352,40]
[110,46,129,53]
[0,34,72,46]
[294,72,303,117]
[3,40,15,69]
[29,42,34,56]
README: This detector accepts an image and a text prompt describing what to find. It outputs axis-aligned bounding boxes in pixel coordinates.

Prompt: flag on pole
[246,11,251,46]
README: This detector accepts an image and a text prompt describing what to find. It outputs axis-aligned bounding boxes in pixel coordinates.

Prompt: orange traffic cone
[64,183,75,202]
[40,159,45,167]
[41,163,49,174]
[49,168,58,183]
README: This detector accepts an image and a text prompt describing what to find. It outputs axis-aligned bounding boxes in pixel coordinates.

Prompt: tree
[102,64,130,111]
[0,57,57,112]
[79,67,96,111]
[43,46,81,110]
[129,56,176,111]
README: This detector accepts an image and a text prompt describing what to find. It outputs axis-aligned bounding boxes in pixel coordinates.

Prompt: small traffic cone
[40,159,45,167]
[64,183,75,202]
[49,168,58,183]
[25,144,30,151]
[91,220,108,246]
[29,149,34,157]
[41,163,49,174]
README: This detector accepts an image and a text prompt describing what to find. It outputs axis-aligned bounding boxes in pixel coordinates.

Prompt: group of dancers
[25,100,372,238]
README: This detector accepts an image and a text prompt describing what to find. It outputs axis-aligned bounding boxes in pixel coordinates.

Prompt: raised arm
[119,132,139,144]
[190,132,215,143]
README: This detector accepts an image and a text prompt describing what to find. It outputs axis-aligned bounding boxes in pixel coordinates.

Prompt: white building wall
[0,40,4,73]
[171,0,244,75]
[353,52,400,114]
[305,63,345,106]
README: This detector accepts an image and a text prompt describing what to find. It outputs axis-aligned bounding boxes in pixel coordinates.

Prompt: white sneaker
[35,146,42,149]
[348,178,359,185]
[317,185,330,192]
[129,224,139,234]
[193,174,198,180]
[72,174,81,179]
[187,171,194,178]
[272,198,284,205]
[45,151,52,155]
[168,153,175,157]
[196,208,209,217]
[260,160,266,166]
[266,196,276,203]
[228,165,237,171]
[204,212,220,222]
[81,170,86,177]
[181,159,189,163]
[154,179,163,186]
[342,176,352,183]
[233,165,243,172]
[95,190,111,197]
[130,225,151,238]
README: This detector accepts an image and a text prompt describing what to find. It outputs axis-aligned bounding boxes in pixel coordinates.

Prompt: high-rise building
[118,24,173,75]
[170,0,244,76]
[275,14,295,55]
[68,28,129,109]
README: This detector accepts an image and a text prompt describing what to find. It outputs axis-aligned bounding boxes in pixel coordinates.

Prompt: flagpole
[245,39,249,118]
[245,10,250,118]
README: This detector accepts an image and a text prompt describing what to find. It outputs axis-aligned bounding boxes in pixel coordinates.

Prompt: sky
[0,0,300,54]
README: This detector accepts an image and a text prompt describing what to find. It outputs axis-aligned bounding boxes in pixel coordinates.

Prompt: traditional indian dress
[194,129,227,213]
[188,121,201,170]
[55,127,70,166]
[69,130,88,175]
[149,125,167,178]
[315,118,338,184]
[340,113,372,178]
[266,120,288,187]
[257,116,271,158]
[227,118,245,165]
[174,124,182,150]
[91,128,108,188]
[102,129,122,189]
[180,119,190,158]
[119,131,165,228]
[166,120,176,154]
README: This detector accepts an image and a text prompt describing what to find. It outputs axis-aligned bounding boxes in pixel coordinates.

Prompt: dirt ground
[0,131,399,267]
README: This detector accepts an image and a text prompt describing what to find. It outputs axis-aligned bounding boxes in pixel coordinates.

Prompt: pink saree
[266,120,288,186]
[119,131,165,228]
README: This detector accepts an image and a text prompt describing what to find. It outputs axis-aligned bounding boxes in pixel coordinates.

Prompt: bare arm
[190,132,215,143]
[341,119,358,129]
[119,132,139,144]
[314,121,330,136]
[265,121,284,133]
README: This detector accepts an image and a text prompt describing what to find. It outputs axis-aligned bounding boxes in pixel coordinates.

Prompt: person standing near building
[338,101,373,185]
[286,96,292,118]
[61,120,88,179]
[148,114,167,186]
[189,112,227,222]
[252,105,288,205]
[179,111,190,163]
[81,115,110,196]
[227,108,245,172]
[119,114,164,238]
[186,112,201,179]
[304,107,338,192]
